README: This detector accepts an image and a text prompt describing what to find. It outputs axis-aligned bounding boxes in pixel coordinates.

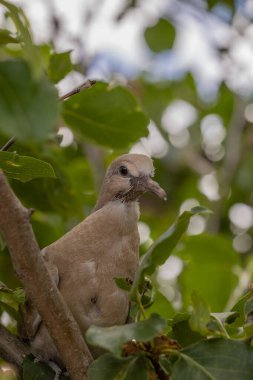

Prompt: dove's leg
[34,357,63,380]
[47,360,62,380]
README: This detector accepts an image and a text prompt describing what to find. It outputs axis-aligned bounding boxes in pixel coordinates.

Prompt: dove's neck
[105,199,140,234]
[94,186,132,212]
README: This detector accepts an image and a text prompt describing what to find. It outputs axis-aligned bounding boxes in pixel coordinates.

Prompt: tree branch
[0,324,29,371]
[207,95,246,233]
[0,171,93,380]
[60,80,96,101]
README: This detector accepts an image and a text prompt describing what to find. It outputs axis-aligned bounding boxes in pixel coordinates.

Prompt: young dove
[21,153,166,367]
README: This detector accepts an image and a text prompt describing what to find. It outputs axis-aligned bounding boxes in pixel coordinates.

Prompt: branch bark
[0,171,93,380]
[0,324,29,370]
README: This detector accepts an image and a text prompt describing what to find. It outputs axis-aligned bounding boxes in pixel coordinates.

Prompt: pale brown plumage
[20,153,166,367]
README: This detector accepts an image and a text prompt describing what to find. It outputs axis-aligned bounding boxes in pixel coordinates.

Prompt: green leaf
[0,151,56,182]
[230,291,253,327]
[177,235,240,311]
[172,339,253,380]
[21,355,69,380]
[0,282,25,321]
[189,291,211,335]
[86,313,166,356]
[169,313,203,347]
[62,82,149,148]
[145,289,174,320]
[0,28,19,45]
[209,312,238,338]
[0,60,59,141]
[88,353,149,380]
[159,355,173,375]
[144,18,176,53]
[114,277,132,292]
[207,0,235,12]
[211,312,237,324]
[0,0,44,75]
[131,207,208,297]
[244,322,253,337]
[0,300,19,321]
[48,50,73,84]
[124,354,149,380]
[13,287,26,304]
[88,354,133,380]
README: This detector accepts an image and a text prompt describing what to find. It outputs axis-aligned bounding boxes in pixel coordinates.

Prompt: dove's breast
[45,200,140,334]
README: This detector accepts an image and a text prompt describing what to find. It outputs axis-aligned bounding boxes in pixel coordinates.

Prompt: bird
[19,153,166,368]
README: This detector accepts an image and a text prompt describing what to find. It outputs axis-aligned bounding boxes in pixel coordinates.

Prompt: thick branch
[0,324,29,370]
[0,171,93,380]
[60,80,96,101]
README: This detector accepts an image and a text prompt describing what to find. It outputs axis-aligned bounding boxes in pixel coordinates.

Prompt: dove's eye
[119,166,129,177]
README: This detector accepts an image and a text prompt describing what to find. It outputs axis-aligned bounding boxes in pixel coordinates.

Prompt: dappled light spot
[157,255,184,310]
[200,114,226,161]
[0,311,12,327]
[229,203,253,230]
[233,233,253,253]
[138,221,151,245]
[198,172,220,201]
[130,121,169,158]
[224,24,253,96]
[203,143,225,162]
[244,103,253,123]
[201,115,226,145]
[129,142,150,156]
[58,126,74,147]
[180,198,200,214]
[187,215,206,235]
[157,255,183,281]
[161,99,197,134]
[169,128,190,148]
[141,121,169,158]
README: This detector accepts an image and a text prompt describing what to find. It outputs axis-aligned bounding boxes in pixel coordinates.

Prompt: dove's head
[95,154,166,210]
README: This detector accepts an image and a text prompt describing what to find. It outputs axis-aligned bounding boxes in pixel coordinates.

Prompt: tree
[1,0,253,379]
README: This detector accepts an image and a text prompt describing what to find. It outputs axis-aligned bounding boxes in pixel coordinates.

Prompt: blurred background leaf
[62,82,149,148]
[144,18,176,53]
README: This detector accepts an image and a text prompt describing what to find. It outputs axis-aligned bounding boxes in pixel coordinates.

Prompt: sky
[2,0,245,98]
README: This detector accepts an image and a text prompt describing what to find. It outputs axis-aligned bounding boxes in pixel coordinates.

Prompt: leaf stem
[136,291,146,320]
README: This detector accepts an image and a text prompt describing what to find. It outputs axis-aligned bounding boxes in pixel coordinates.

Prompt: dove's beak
[143,177,167,200]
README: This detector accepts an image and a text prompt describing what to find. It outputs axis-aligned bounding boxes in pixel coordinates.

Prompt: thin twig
[60,80,96,101]
[1,136,16,151]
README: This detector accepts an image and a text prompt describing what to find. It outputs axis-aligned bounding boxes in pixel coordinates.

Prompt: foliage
[0,151,56,182]
[144,18,176,53]
[62,82,149,148]
[0,0,253,379]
